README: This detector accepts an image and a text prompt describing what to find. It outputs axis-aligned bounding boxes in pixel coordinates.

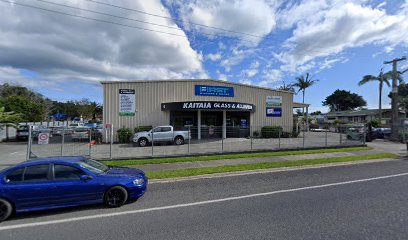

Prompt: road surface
[1,159,408,240]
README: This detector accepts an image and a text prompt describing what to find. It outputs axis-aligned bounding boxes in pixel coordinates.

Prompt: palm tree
[292,73,319,115]
[277,81,295,92]
[358,69,391,125]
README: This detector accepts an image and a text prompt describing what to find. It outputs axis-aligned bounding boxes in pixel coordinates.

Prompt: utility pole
[384,56,406,141]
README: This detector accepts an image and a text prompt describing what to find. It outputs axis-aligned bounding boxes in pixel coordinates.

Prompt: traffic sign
[38,133,49,145]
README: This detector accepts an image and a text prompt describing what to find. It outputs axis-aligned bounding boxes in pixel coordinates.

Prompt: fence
[26,124,366,160]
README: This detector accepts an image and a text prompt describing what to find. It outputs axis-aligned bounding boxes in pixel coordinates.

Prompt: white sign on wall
[119,89,136,116]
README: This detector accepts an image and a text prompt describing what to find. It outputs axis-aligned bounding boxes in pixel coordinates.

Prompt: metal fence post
[188,126,190,154]
[278,127,281,150]
[26,125,32,160]
[61,130,65,156]
[109,126,113,159]
[302,127,305,149]
[250,125,253,151]
[88,128,92,157]
[151,126,154,157]
[325,130,328,147]
[221,131,224,153]
[339,126,343,145]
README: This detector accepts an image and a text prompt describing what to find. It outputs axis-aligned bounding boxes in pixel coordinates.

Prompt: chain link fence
[26,123,366,160]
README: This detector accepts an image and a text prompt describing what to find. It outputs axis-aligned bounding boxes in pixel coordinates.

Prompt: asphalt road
[1,159,408,240]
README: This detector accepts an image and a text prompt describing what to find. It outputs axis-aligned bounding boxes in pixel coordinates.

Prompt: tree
[358,69,391,125]
[0,107,23,141]
[292,73,319,114]
[0,96,46,122]
[322,90,367,111]
[310,111,322,115]
[277,81,295,92]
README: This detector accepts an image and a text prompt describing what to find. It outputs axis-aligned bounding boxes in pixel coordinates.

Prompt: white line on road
[1,172,408,231]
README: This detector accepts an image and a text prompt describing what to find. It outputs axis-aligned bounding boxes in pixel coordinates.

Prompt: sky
[0,0,408,113]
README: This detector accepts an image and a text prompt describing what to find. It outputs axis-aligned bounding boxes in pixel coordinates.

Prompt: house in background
[325,109,405,124]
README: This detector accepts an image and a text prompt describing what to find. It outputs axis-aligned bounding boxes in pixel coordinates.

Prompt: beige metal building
[101,79,302,139]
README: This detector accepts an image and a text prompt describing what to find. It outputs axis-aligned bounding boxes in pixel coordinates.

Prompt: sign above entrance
[195,85,234,97]
[161,101,255,112]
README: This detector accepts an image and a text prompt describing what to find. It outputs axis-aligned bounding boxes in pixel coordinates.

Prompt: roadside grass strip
[146,153,397,179]
[104,146,372,166]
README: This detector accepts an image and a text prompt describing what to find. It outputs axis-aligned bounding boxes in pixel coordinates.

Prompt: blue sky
[1,0,408,113]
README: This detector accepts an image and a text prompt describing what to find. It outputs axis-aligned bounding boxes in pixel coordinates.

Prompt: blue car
[0,156,147,222]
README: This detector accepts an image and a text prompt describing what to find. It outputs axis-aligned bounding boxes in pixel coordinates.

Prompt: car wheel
[174,136,184,145]
[104,186,128,208]
[346,135,352,140]
[138,138,148,147]
[0,198,13,222]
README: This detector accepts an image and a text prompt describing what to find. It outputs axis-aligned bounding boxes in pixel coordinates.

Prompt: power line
[84,0,264,39]
[1,0,187,37]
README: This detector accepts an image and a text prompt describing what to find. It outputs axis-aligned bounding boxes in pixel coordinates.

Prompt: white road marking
[1,172,408,231]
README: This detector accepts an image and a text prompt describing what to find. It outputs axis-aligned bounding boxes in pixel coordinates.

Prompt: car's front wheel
[0,198,13,222]
[104,186,128,208]
[138,138,148,147]
[174,136,184,145]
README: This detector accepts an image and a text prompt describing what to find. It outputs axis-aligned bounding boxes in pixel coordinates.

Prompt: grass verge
[146,153,397,179]
[104,146,372,166]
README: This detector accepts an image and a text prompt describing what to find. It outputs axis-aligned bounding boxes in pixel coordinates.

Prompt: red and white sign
[38,133,49,145]
[105,123,112,129]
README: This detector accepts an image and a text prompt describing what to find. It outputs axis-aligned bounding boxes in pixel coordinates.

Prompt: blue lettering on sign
[266,107,282,117]
[195,85,234,97]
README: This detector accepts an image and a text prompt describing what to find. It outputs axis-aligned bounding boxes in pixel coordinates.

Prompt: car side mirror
[80,175,93,181]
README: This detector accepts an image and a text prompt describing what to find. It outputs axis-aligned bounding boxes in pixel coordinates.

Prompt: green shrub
[117,127,132,143]
[368,120,380,128]
[134,125,152,133]
[253,131,260,138]
[309,123,319,129]
[261,126,282,138]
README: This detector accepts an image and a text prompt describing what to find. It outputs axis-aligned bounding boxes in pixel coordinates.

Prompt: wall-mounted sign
[195,85,234,97]
[119,89,136,116]
[161,101,255,111]
[266,96,282,117]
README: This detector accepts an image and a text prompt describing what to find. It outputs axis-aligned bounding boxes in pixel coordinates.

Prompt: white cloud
[239,79,253,85]
[277,1,408,72]
[0,0,204,92]
[171,0,279,45]
[258,69,282,87]
[207,53,222,61]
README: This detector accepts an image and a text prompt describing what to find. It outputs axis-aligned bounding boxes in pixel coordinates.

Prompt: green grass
[146,153,397,179]
[103,146,372,166]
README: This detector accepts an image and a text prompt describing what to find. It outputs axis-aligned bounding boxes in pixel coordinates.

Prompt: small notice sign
[38,133,49,145]
[119,89,136,116]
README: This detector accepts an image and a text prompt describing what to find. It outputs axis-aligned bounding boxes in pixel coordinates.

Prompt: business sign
[161,101,255,111]
[119,89,136,116]
[38,133,49,145]
[195,85,234,97]
[266,96,282,117]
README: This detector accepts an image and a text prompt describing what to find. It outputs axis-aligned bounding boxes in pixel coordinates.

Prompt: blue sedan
[0,156,147,222]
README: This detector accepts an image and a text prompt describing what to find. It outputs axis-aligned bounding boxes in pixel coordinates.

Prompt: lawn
[103,146,372,166]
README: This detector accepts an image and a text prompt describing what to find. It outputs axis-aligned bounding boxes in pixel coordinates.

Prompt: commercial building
[101,79,308,139]
[326,109,405,124]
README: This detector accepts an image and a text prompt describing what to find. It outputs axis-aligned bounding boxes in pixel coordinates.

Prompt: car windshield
[77,159,109,174]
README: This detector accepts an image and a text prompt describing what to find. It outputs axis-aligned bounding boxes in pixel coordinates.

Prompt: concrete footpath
[126,141,407,172]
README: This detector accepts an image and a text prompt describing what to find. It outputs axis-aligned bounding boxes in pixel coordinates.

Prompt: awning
[293,102,310,108]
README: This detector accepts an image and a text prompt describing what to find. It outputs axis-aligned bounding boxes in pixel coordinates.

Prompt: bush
[261,126,282,138]
[117,127,132,143]
[134,125,152,133]
[253,131,260,138]
[368,120,380,128]
[281,132,292,138]
[309,123,319,129]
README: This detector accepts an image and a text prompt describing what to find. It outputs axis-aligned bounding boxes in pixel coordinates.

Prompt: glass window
[5,168,24,183]
[161,127,171,132]
[54,165,84,180]
[153,127,162,132]
[77,159,109,174]
[24,164,49,182]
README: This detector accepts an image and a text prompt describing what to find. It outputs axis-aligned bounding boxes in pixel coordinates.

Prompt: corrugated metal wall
[103,79,294,137]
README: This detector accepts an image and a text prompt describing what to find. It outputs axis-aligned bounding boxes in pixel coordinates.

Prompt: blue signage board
[266,107,282,117]
[195,85,234,97]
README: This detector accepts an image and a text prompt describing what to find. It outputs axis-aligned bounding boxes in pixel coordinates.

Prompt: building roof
[100,79,294,95]
[326,109,392,117]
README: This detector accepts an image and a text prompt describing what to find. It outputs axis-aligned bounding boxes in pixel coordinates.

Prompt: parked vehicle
[0,156,147,222]
[16,125,30,140]
[68,123,85,129]
[51,126,73,136]
[132,125,190,147]
[72,128,102,142]
[345,124,370,142]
